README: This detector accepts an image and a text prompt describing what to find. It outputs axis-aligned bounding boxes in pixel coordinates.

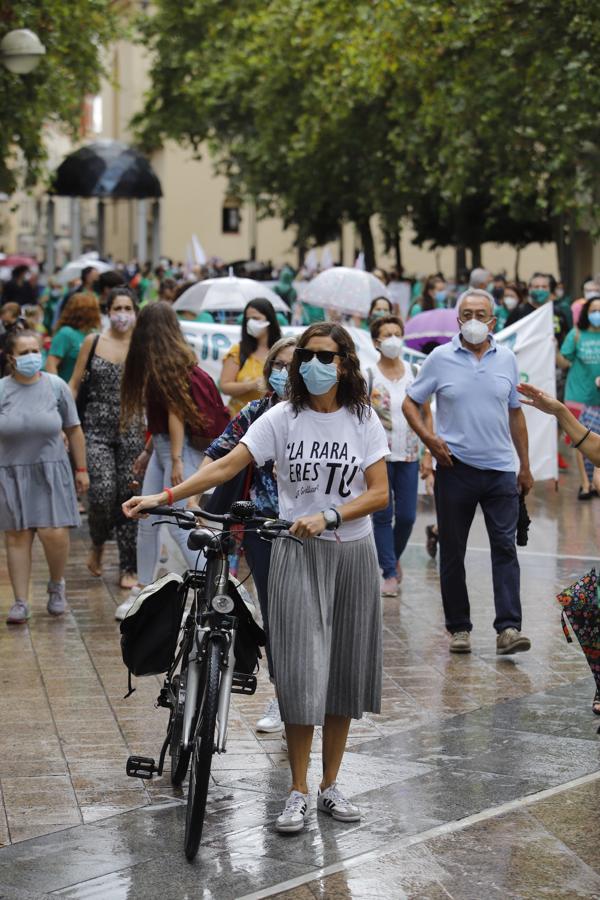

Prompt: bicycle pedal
[231,672,257,695]
[126,755,157,779]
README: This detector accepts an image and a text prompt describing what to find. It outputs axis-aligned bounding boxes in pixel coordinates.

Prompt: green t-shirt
[49,325,87,382]
[560,327,600,406]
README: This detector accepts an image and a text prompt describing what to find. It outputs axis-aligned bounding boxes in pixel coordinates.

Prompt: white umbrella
[57,254,113,285]
[172,276,289,315]
[303,266,391,317]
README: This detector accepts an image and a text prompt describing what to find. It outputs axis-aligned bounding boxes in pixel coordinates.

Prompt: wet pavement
[1,464,599,898]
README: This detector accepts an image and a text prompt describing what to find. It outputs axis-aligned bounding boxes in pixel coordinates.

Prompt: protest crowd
[2,252,600,835]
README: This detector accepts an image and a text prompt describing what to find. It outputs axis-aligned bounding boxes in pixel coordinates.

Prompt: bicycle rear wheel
[184,637,221,861]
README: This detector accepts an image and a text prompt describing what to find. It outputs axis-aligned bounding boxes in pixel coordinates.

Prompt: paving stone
[0,473,599,898]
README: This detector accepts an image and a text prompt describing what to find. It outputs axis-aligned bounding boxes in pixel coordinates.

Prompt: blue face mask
[435,290,448,304]
[589,311,600,328]
[15,352,42,378]
[299,358,338,395]
[268,368,288,398]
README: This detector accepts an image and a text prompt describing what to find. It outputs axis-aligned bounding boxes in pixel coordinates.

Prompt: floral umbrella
[556,568,600,727]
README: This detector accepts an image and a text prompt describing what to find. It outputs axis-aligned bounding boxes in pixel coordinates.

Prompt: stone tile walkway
[0,467,599,897]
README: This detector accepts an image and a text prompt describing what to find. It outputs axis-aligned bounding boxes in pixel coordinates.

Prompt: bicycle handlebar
[148,505,293,531]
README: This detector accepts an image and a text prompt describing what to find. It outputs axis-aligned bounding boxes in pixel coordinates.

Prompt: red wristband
[164,487,174,505]
[75,468,88,473]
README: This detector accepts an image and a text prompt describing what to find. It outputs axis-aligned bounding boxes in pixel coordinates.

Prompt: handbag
[76,334,100,419]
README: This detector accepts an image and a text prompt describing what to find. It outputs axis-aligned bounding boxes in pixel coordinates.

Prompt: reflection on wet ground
[0,469,599,897]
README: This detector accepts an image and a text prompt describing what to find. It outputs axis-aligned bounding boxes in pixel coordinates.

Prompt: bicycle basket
[227,578,266,674]
[120,573,185,678]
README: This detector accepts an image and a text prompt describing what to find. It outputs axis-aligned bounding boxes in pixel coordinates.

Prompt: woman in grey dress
[0,329,89,625]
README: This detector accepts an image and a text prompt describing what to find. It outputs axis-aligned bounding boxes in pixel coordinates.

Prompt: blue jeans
[373,460,419,579]
[434,459,521,634]
[136,434,203,584]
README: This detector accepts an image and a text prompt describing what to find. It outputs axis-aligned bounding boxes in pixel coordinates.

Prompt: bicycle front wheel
[184,637,221,861]
[169,664,192,786]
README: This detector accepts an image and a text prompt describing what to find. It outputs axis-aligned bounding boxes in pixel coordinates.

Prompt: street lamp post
[0,29,46,75]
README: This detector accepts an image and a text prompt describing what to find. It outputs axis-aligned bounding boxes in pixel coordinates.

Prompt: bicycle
[125,499,297,861]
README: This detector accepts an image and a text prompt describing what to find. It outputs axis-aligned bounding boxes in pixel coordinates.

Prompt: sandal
[592,690,600,716]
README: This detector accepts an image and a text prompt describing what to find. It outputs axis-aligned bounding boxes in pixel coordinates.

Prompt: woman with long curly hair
[124,322,389,835]
[116,301,228,619]
[46,293,101,381]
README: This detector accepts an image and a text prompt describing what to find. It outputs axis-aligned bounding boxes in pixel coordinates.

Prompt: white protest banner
[181,305,557,481]
[179,321,423,387]
[495,302,558,481]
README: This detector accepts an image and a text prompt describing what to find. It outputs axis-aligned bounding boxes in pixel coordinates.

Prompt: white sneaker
[6,599,29,625]
[256,697,283,733]
[275,790,308,833]
[317,782,360,822]
[115,585,142,621]
[47,579,66,617]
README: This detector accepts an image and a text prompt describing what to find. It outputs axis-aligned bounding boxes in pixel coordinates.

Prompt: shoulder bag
[76,334,100,419]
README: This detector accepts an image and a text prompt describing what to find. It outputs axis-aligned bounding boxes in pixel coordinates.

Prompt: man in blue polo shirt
[403,289,533,655]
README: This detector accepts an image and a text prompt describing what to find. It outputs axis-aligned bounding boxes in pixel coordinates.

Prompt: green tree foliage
[135,0,600,268]
[0,0,121,193]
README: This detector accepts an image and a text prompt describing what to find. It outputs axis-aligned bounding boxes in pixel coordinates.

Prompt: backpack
[187,366,231,450]
[0,372,62,406]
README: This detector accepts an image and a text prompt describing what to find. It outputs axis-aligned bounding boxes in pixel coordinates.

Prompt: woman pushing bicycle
[123,322,390,835]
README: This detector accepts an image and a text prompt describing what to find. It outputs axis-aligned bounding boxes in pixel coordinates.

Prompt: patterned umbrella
[556,569,600,718]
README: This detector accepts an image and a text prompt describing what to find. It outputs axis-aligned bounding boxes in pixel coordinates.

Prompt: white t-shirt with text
[241,401,389,541]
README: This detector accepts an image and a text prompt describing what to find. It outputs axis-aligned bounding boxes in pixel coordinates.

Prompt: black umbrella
[51,140,162,199]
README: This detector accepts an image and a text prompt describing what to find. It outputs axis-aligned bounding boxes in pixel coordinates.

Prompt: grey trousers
[268,534,383,726]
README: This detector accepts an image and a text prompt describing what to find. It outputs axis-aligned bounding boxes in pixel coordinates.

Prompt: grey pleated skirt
[267,534,383,726]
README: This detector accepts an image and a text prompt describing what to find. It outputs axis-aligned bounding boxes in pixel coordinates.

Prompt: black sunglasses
[294,348,346,365]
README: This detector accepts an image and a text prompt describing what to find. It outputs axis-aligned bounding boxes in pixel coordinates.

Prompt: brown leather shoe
[496,627,531,655]
[449,631,471,653]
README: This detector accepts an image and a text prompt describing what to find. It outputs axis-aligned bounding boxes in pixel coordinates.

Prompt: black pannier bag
[119,573,265,696]
[227,577,266,674]
[120,573,185,684]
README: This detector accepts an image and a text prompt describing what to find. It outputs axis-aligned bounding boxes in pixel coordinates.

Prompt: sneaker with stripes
[275,790,308,833]
[317,782,360,822]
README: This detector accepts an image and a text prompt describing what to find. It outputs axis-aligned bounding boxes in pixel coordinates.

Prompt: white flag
[191,234,207,266]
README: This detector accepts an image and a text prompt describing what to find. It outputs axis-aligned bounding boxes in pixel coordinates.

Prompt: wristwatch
[322,507,341,531]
